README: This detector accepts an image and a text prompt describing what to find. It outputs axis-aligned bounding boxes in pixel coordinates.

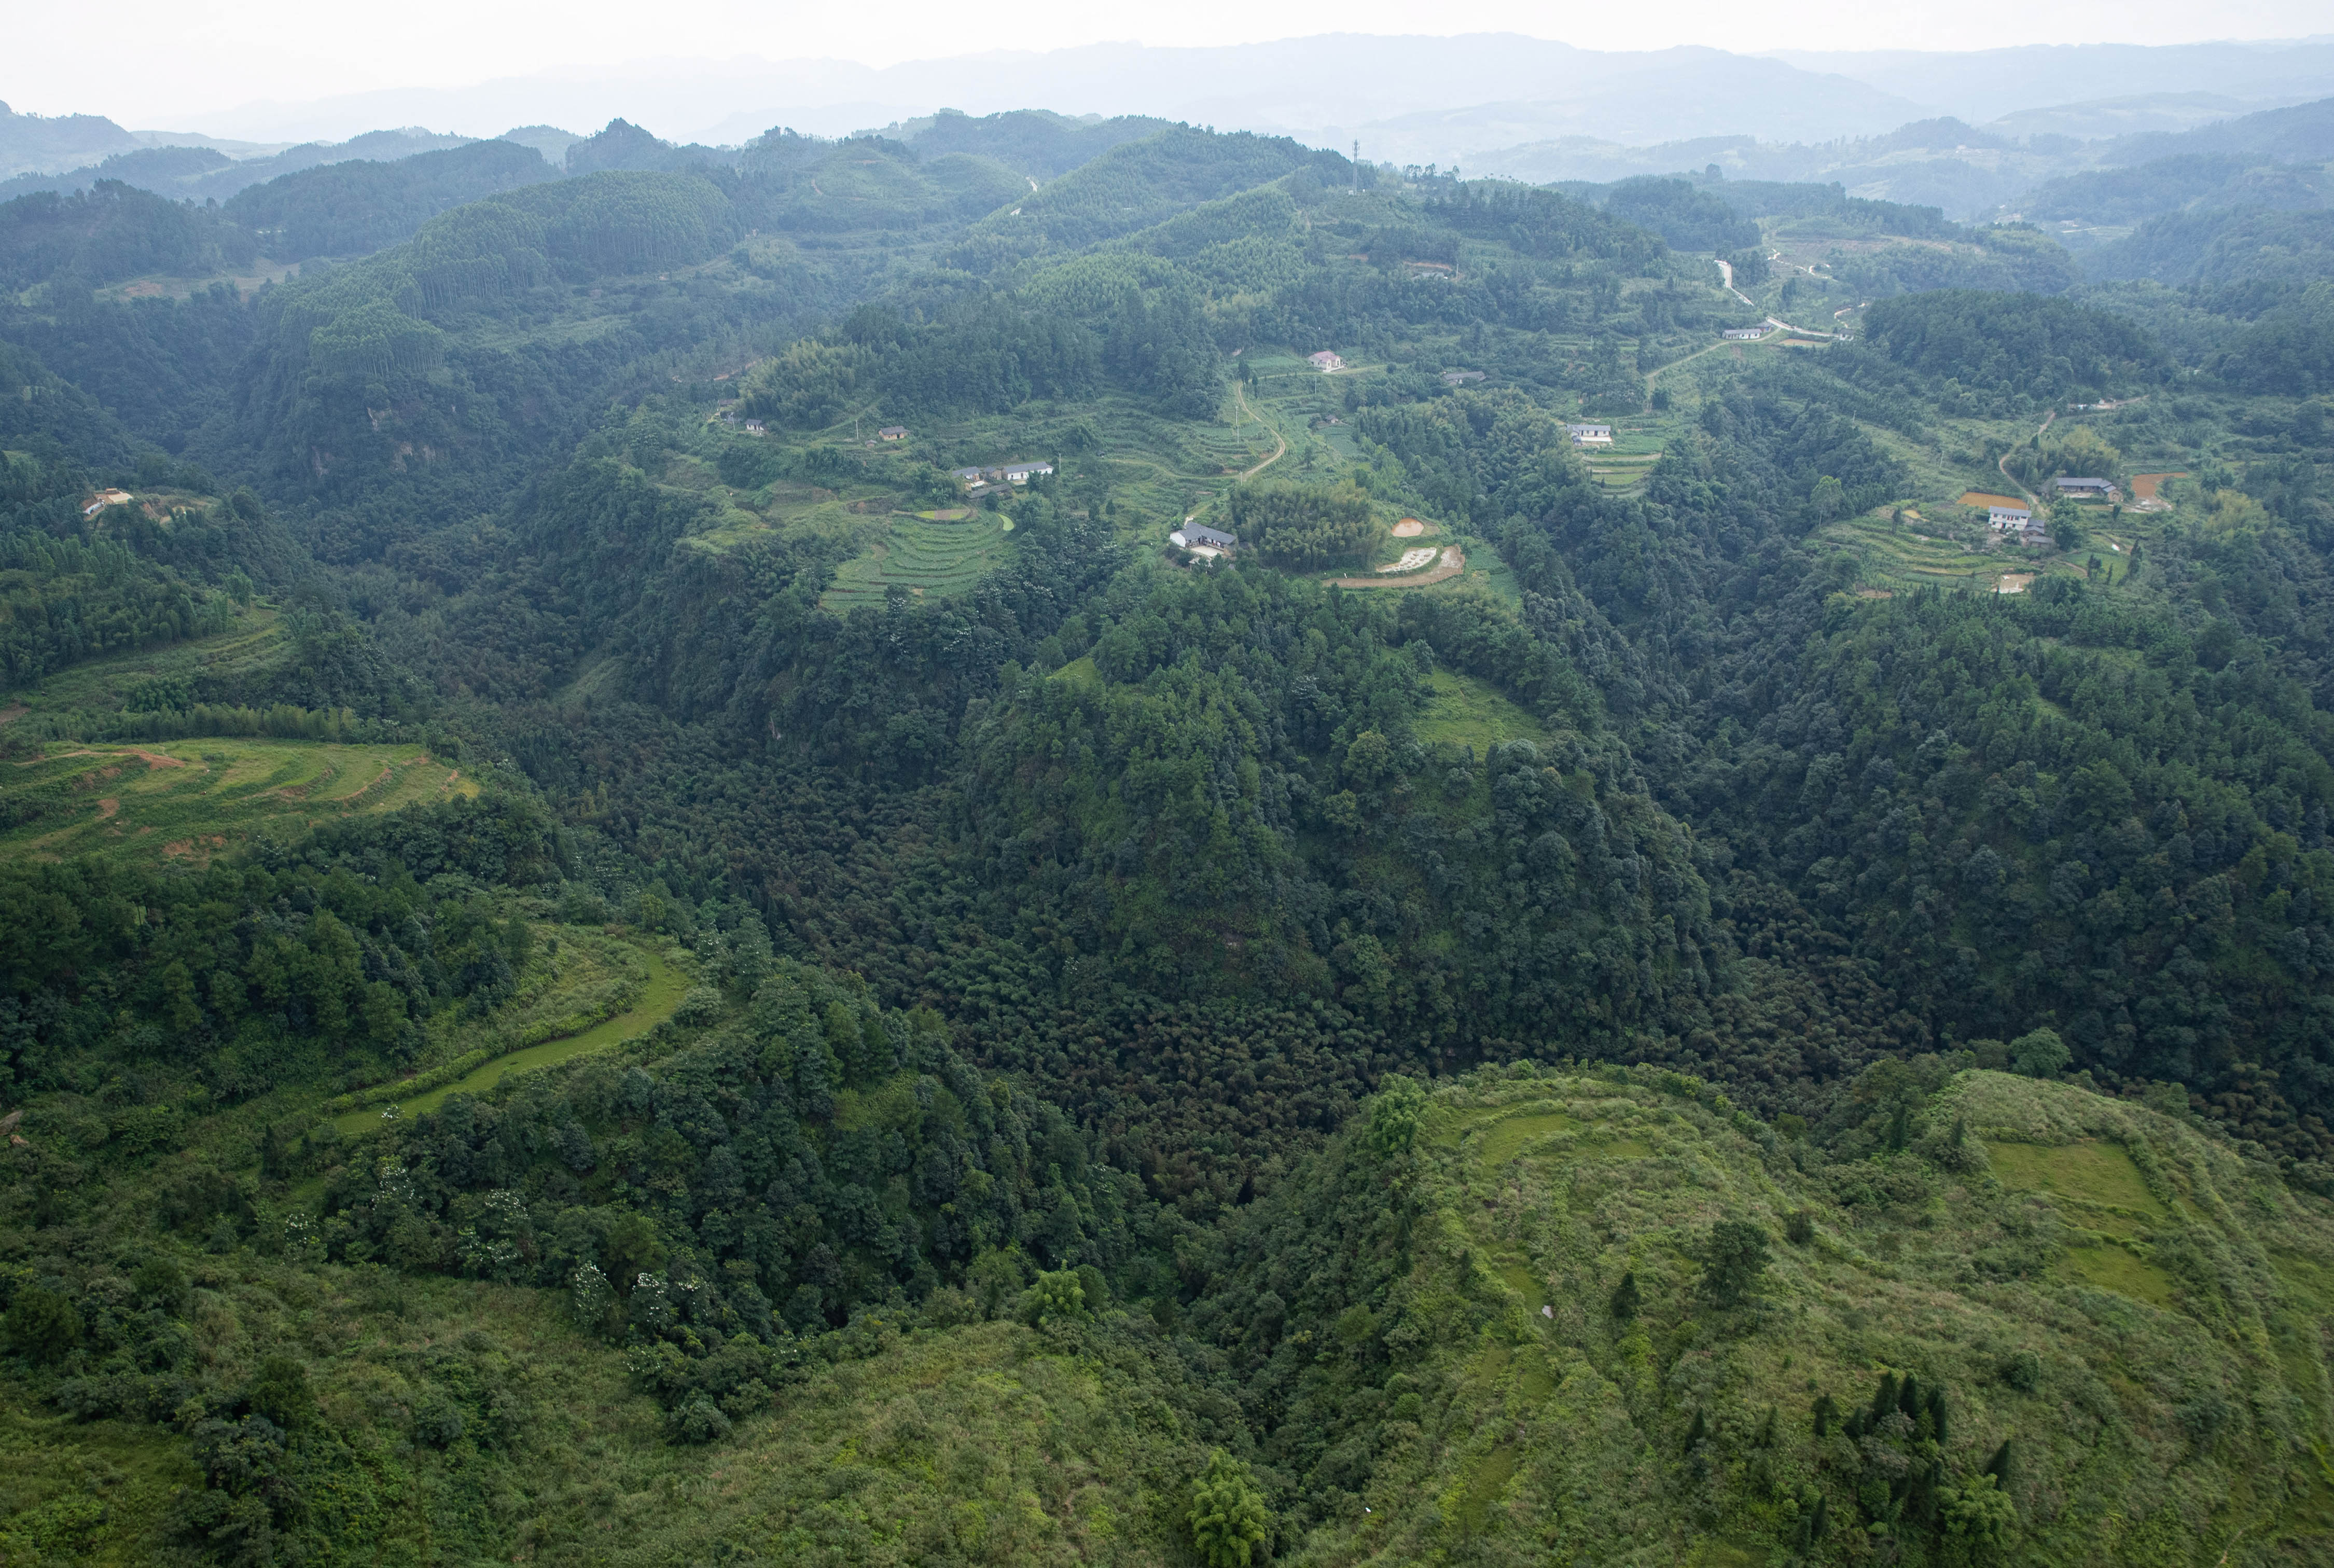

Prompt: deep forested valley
[5,99,2334,1567]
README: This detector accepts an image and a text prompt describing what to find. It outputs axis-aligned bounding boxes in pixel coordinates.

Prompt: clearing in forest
[0,740,474,867]
[1415,668,1551,754]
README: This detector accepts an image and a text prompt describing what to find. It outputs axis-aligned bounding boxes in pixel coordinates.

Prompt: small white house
[1002,461,1054,484]
[1723,326,1767,341]
[1988,505,2032,530]
[1308,351,1344,372]
[1566,424,1613,446]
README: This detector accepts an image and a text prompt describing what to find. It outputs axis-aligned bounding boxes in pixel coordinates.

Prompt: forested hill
[5,110,2334,1566]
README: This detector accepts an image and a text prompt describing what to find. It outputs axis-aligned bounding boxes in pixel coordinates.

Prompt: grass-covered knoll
[0,739,473,867]
[1200,1064,2334,1566]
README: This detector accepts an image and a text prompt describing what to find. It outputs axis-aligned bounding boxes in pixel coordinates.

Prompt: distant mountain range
[10,34,2333,154]
[5,35,2332,234]
[1470,97,2334,221]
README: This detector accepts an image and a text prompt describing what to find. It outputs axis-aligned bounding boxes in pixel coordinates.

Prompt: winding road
[1713,257,1754,307]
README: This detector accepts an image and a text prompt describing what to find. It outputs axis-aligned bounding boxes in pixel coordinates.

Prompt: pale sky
[7,0,2328,131]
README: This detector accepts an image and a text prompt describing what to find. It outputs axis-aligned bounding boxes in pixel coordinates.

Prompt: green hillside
[8,1053,2328,1565]
[5,100,2334,1568]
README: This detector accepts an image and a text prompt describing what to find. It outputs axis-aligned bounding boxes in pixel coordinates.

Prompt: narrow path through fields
[1998,409,2055,506]
[1645,336,1735,392]
[1233,382,1288,480]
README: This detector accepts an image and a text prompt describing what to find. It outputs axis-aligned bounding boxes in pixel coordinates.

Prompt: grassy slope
[325,937,685,1141]
[1282,1066,2334,1566]
[0,1272,1214,1567]
[0,608,288,715]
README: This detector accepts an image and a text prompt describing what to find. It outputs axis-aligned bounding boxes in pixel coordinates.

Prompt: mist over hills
[12,34,2334,165]
[3,33,2331,251]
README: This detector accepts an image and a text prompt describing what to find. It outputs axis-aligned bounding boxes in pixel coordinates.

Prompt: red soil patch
[2132,473,2187,501]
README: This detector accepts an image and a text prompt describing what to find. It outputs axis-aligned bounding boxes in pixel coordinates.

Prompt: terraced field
[1582,451,1661,491]
[0,739,475,867]
[821,515,1017,612]
[1813,512,2022,591]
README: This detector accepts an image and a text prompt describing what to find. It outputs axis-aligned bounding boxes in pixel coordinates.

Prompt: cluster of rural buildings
[1985,478,2120,545]
[951,461,1054,492]
[1987,503,2048,544]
